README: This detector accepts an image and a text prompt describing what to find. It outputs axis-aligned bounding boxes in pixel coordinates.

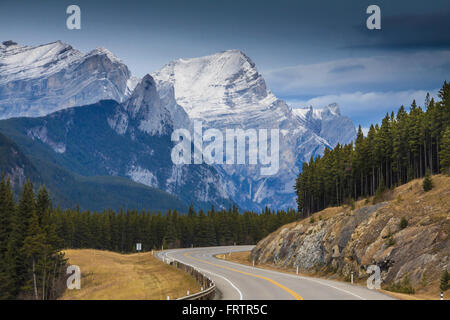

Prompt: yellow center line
[184,252,303,300]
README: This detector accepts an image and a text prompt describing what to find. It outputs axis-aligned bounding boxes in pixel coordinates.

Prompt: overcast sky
[1,0,449,129]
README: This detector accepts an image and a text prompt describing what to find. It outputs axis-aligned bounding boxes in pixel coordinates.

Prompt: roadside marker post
[296,266,299,275]
[167,296,170,300]
[351,272,354,284]
[136,243,142,252]
[252,259,255,267]
[187,290,189,295]
[441,292,444,300]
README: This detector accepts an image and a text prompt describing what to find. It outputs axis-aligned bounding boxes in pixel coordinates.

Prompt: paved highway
[157,245,395,300]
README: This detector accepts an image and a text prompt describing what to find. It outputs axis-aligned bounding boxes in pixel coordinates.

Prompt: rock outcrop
[252,175,450,293]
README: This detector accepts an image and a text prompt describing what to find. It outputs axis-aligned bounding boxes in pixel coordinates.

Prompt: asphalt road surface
[157,245,395,300]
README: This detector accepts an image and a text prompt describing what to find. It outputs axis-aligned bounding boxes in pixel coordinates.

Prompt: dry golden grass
[217,251,252,265]
[269,174,449,246]
[61,249,200,300]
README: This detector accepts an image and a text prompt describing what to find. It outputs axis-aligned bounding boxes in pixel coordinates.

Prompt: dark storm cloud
[349,11,450,50]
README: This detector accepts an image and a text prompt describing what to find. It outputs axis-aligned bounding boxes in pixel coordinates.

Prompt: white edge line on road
[194,267,244,300]
[211,252,368,300]
[163,250,244,300]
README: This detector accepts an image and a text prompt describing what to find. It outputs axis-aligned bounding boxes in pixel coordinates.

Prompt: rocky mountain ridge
[0,41,357,210]
[0,40,137,119]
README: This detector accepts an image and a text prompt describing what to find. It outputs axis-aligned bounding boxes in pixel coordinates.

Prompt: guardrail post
[169,257,216,300]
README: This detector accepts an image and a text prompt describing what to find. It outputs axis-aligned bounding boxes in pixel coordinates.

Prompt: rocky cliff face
[0,41,357,211]
[0,75,234,211]
[153,50,356,210]
[251,175,449,294]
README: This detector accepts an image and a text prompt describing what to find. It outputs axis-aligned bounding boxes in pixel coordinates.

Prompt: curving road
[157,245,395,300]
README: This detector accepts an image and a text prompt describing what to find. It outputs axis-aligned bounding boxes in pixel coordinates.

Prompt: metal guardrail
[161,255,216,300]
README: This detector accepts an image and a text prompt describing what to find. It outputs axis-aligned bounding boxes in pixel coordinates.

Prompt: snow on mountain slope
[153,50,356,210]
[293,103,356,147]
[153,50,288,129]
[0,40,356,211]
[0,40,136,119]
[0,41,83,83]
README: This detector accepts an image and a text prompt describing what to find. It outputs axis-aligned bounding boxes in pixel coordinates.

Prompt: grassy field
[61,249,200,300]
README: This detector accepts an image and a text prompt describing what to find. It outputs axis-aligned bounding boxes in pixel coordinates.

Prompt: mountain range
[0,40,356,211]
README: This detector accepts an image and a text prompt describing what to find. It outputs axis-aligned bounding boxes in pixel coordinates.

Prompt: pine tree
[294,81,449,216]
[36,186,51,225]
[440,269,449,292]
[5,180,36,295]
[163,214,178,249]
[0,177,14,254]
[0,177,16,299]
[21,211,46,299]
[422,170,433,192]
[439,126,450,175]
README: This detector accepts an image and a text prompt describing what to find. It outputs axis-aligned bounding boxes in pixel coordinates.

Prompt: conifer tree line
[0,179,66,300]
[295,81,450,216]
[51,204,299,252]
[0,178,299,298]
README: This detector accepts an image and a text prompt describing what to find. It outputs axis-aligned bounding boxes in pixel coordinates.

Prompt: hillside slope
[0,132,42,191]
[0,130,187,212]
[252,175,450,297]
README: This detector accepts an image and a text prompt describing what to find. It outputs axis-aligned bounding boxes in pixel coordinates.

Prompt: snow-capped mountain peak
[86,47,125,65]
[153,49,275,124]
[0,40,83,85]
[0,41,135,119]
[0,41,356,211]
[153,49,356,209]
[322,102,341,116]
[293,103,356,148]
